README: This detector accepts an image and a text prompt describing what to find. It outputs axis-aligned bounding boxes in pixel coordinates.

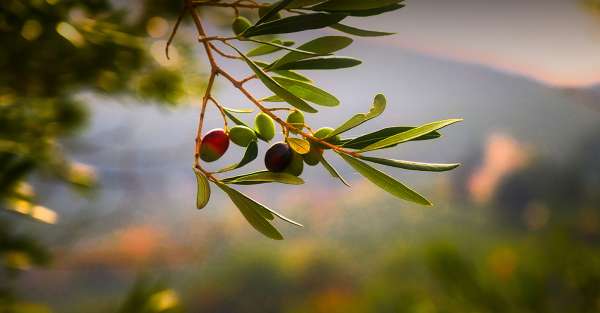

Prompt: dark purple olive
[264,142,293,172]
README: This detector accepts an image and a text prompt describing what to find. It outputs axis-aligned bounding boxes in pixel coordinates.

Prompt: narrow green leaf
[245,38,326,56]
[194,169,211,209]
[311,0,402,11]
[318,3,404,16]
[326,94,386,138]
[254,0,295,26]
[320,155,350,187]
[224,110,251,128]
[247,39,285,57]
[216,140,259,173]
[339,153,432,206]
[216,183,283,240]
[359,156,460,172]
[287,137,311,154]
[341,127,441,149]
[223,107,253,113]
[270,36,353,69]
[223,170,304,185]
[273,76,339,106]
[274,56,362,70]
[242,13,345,37]
[272,70,312,82]
[360,119,462,152]
[230,45,318,113]
[287,0,326,9]
[331,23,395,37]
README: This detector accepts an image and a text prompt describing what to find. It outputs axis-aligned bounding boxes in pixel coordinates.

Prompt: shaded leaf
[216,140,259,173]
[339,153,431,206]
[331,23,394,37]
[360,156,460,172]
[273,76,339,106]
[254,0,295,26]
[320,155,350,187]
[194,169,211,209]
[242,13,345,37]
[287,0,327,8]
[274,56,362,70]
[216,183,283,239]
[231,45,318,113]
[319,3,404,16]
[326,94,386,138]
[246,38,325,56]
[287,137,311,154]
[270,36,353,69]
[311,0,402,11]
[360,119,462,152]
[341,126,441,149]
[223,170,304,185]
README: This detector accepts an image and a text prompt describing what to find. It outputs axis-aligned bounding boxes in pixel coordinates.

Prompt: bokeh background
[1,0,600,312]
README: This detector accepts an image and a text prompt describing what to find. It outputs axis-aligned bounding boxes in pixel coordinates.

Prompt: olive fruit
[312,127,342,148]
[232,16,251,35]
[286,110,305,129]
[303,142,323,166]
[229,125,257,147]
[200,128,230,162]
[265,142,293,172]
[254,113,275,141]
[284,151,304,176]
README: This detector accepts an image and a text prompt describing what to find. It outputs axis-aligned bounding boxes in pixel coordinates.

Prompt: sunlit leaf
[223,107,254,114]
[216,183,283,240]
[223,170,304,185]
[326,94,386,138]
[359,156,460,172]
[245,38,326,56]
[331,23,395,37]
[360,119,462,152]
[273,69,313,82]
[320,155,350,187]
[339,153,431,206]
[287,137,311,154]
[194,169,211,209]
[216,140,259,173]
[242,13,345,37]
[270,36,353,69]
[231,45,318,113]
[273,76,339,106]
[341,126,441,149]
[273,56,362,70]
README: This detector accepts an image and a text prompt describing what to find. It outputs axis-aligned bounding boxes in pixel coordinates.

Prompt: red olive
[264,142,293,172]
[200,128,230,162]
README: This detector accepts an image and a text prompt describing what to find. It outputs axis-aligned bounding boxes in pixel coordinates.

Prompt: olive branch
[169,0,462,239]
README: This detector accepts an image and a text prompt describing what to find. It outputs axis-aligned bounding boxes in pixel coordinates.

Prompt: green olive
[254,112,275,141]
[229,125,257,147]
[303,142,322,166]
[284,151,304,176]
[286,110,305,129]
[313,127,341,149]
[232,16,251,36]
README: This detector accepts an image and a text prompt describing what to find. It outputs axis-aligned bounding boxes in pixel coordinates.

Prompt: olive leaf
[269,36,353,70]
[339,153,431,206]
[254,0,296,26]
[245,38,326,56]
[273,56,362,70]
[360,119,463,152]
[223,107,253,114]
[326,94,386,138]
[247,39,290,57]
[223,170,304,185]
[359,156,460,172]
[331,23,395,37]
[194,169,211,209]
[216,140,259,173]
[216,183,283,240]
[272,76,339,106]
[273,70,312,82]
[341,126,441,149]
[287,137,311,154]
[320,155,350,187]
[241,13,346,37]
[230,45,318,113]
[286,0,326,9]
[315,3,405,17]
[310,0,402,11]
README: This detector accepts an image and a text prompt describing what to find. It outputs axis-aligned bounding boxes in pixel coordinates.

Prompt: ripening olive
[303,141,323,166]
[200,128,230,162]
[265,142,293,172]
[313,127,342,148]
[232,16,251,35]
[284,151,304,176]
[286,111,305,129]
[258,7,282,22]
[229,125,257,147]
[254,113,275,141]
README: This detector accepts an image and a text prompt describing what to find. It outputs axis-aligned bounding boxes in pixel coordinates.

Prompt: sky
[359,0,600,87]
